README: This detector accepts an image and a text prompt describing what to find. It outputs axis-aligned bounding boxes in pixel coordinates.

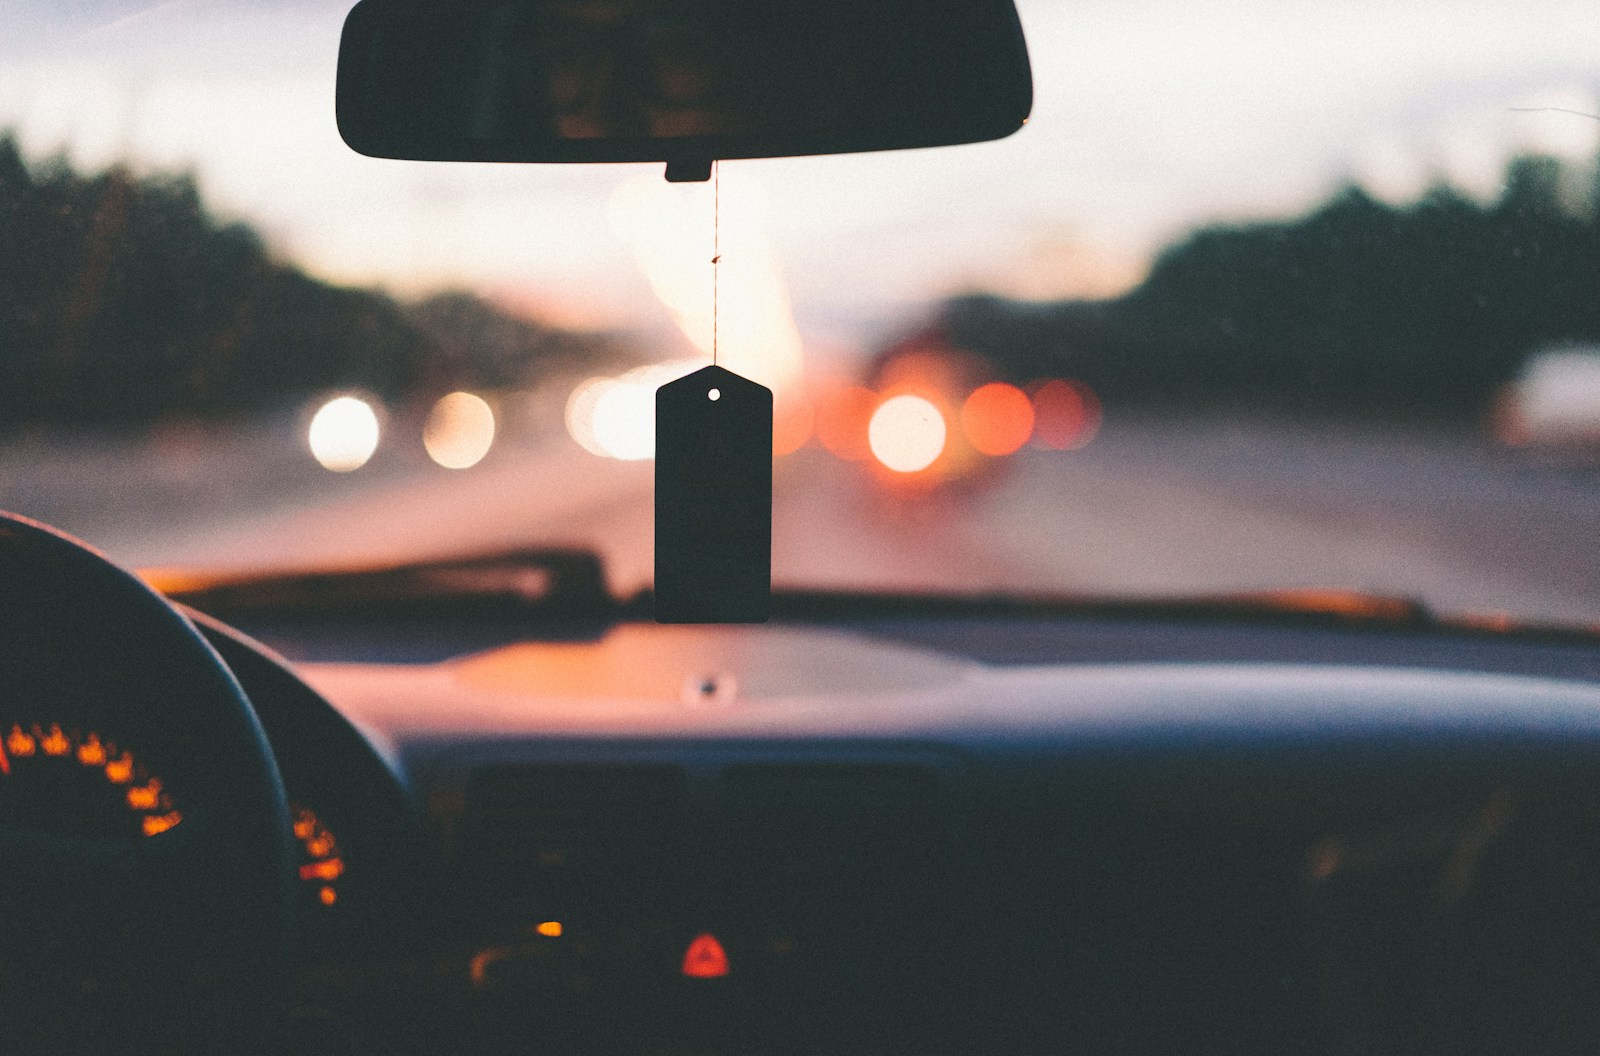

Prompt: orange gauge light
[299,857,346,882]
[76,734,106,766]
[7,725,37,757]
[142,811,182,837]
[291,804,345,907]
[536,921,563,938]
[126,779,162,810]
[105,752,134,784]
[40,724,70,756]
[0,725,182,838]
[682,933,730,978]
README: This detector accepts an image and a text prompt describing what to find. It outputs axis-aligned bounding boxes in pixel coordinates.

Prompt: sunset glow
[607,172,805,402]
[0,0,1592,336]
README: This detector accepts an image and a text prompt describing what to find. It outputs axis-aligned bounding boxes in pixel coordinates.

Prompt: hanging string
[711,160,720,366]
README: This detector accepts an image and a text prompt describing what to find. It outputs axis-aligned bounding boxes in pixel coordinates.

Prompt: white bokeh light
[868,395,947,473]
[307,395,380,472]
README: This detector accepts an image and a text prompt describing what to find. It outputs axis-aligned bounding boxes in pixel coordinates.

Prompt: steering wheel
[0,514,293,1055]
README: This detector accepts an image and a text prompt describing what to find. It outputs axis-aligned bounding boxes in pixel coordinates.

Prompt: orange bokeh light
[1031,379,1102,450]
[961,382,1035,456]
[774,396,815,456]
[816,386,878,461]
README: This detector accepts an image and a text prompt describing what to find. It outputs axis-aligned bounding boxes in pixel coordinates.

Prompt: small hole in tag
[708,388,721,401]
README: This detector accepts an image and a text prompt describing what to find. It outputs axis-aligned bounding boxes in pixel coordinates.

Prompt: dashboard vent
[461,763,688,911]
[719,763,946,909]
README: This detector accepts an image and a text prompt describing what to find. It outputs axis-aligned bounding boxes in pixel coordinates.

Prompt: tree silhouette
[0,134,629,429]
[939,153,1600,418]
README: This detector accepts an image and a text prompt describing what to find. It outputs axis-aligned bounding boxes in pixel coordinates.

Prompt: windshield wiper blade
[149,548,617,620]
[751,587,1600,642]
[153,557,1598,647]
[742,585,1439,628]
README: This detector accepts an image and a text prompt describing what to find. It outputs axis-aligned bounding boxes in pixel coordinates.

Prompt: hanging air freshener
[653,162,774,623]
[654,365,772,622]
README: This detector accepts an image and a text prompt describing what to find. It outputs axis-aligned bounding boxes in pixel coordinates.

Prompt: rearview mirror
[336,0,1032,180]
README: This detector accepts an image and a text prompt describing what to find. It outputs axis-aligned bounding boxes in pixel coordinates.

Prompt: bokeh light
[565,361,701,461]
[774,395,815,457]
[816,386,878,461]
[307,395,380,472]
[423,391,496,469]
[1031,379,1102,450]
[590,378,656,461]
[961,382,1035,456]
[565,376,617,457]
[869,394,947,473]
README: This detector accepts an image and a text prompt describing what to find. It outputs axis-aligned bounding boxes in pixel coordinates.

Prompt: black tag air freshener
[654,365,772,623]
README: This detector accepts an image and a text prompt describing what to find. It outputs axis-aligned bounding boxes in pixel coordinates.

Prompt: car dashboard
[176,603,1600,1056]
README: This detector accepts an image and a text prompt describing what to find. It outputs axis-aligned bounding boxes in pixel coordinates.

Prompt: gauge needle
[0,744,10,775]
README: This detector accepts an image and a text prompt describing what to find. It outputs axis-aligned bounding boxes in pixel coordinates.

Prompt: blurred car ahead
[1494,343,1600,460]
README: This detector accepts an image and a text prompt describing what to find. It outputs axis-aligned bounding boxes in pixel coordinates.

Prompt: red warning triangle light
[681,932,730,978]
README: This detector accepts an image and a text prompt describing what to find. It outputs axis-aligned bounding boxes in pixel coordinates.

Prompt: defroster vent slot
[719,763,946,910]
[462,763,688,911]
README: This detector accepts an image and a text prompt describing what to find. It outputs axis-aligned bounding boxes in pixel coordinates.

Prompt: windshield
[3,0,1599,626]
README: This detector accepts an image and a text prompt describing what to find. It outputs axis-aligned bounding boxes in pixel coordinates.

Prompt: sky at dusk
[2,0,1597,353]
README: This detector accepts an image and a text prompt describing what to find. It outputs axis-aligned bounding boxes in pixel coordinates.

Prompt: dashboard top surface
[280,618,1600,751]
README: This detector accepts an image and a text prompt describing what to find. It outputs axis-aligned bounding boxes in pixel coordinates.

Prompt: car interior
[5,0,1600,1054]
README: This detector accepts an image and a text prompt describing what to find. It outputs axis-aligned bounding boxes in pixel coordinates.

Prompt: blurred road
[4,408,1599,626]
